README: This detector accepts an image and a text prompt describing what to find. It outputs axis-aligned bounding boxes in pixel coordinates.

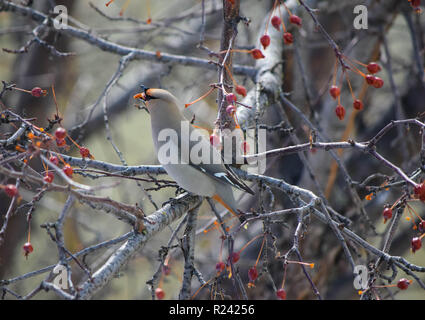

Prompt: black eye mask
[140,85,158,101]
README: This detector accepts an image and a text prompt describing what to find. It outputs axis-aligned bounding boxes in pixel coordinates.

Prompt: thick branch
[76,193,201,299]
[0,0,256,77]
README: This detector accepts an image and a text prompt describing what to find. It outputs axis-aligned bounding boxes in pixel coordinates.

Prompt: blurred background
[0,0,424,299]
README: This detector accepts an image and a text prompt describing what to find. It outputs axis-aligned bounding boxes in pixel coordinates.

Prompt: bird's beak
[134,85,157,102]
[133,92,147,101]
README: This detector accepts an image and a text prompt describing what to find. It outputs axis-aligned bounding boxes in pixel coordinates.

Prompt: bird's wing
[181,121,255,195]
[190,162,255,195]
[223,163,255,195]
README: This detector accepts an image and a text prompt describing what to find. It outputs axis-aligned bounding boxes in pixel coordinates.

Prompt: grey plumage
[136,87,254,217]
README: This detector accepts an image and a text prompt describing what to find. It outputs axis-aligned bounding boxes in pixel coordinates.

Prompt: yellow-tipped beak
[133,92,146,100]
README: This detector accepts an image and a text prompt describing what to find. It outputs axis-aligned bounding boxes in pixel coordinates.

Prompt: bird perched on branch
[134,86,254,221]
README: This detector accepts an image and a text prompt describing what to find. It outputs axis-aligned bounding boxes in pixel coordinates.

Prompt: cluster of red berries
[54,127,67,147]
[216,252,261,289]
[5,87,97,259]
[153,263,173,299]
[411,182,425,252]
[260,1,301,50]
[50,127,93,181]
[330,60,383,121]
[215,251,241,274]
[383,195,424,254]
[36,129,78,183]
[44,155,58,183]
[223,63,248,101]
[208,92,249,154]
[54,127,93,160]
[365,74,384,89]
[38,127,79,182]
[225,93,237,116]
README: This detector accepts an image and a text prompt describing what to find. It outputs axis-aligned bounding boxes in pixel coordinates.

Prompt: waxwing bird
[134,86,254,221]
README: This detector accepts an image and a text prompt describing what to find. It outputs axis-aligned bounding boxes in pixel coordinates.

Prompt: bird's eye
[134,86,158,101]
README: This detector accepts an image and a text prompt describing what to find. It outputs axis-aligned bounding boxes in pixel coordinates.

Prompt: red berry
[79,147,90,158]
[414,183,425,201]
[216,261,225,272]
[210,134,220,147]
[397,278,411,290]
[383,207,392,221]
[276,288,287,300]
[289,15,302,26]
[353,99,363,111]
[414,183,424,195]
[226,93,237,104]
[231,251,240,263]
[260,34,271,50]
[283,32,293,44]
[63,164,73,178]
[226,104,236,115]
[329,85,340,99]
[372,77,384,88]
[419,221,425,233]
[251,49,265,60]
[365,74,375,85]
[4,184,18,198]
[43,172,54,183]
[335,105,346,121]
[49,155,59,166]
[271,16,281,30]
[31,87,46,97]
[235,85,247,97]
[283,32,294,44]
[56,138,66,147]
[411,0,420,8]
[367,62,381,74]
[55,127,67,140]
[248,266,258,282]
[241,141,249,154]
[23,242,33,257]
[411,237,422,253]
[155,288,165,300]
